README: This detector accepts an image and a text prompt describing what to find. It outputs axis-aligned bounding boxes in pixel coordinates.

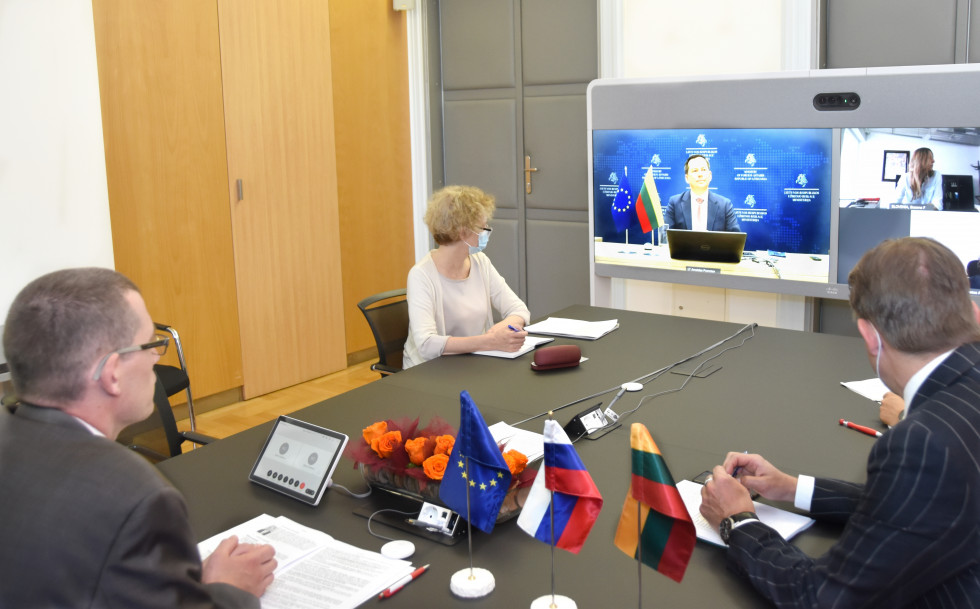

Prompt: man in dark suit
[699,237,980,608]
[0,268,277,608]
[663,154,740,232]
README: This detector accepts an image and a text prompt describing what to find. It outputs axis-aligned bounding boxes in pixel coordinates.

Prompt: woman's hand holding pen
[486,320,526,351]
[722,452,798,503]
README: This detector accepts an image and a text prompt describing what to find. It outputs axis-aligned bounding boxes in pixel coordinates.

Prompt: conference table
[159,305,882,607]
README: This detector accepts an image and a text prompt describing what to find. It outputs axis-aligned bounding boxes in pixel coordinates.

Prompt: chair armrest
[128,444,168,463]
[180,431,218,445]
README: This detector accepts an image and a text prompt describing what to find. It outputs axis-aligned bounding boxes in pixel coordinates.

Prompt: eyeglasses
[473,226,492,234]
[92,334,170,381]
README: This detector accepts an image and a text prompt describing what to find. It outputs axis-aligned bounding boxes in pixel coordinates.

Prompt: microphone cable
[509,322,758,428]
[614,322,757,422]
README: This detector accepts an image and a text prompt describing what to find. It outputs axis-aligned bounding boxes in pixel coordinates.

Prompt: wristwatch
[720,511,759,544]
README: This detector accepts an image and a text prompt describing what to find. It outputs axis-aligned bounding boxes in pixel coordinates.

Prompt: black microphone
[967,260,980,277]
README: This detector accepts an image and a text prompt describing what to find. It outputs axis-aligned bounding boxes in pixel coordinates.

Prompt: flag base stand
[450,567,494,598]
[530,594,577,609]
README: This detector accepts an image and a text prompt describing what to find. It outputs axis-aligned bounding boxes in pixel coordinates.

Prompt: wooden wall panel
[218,0,347,398]
[329,1,415,356]
[92,0,244,399]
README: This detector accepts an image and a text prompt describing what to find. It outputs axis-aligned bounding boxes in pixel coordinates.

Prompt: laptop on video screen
[667,229,747,263]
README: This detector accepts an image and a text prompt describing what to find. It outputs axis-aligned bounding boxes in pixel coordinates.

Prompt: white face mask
[464,229,490,255]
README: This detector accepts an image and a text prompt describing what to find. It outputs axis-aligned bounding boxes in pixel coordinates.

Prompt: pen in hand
[732,450,749,478]
[379,564,429,599]
[507,324,521,332]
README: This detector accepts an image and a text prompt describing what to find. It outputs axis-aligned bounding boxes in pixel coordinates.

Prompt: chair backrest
[357,289,408,374]
[117,374,184,461]
[154,322,196,431]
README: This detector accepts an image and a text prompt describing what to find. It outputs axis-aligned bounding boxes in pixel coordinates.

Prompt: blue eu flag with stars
[439,390,511,533]
[611,166,634,232]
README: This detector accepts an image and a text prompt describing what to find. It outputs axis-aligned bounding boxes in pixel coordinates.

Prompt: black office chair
[356,289,408,377]
[118,374,217,463]
[153,322,197,431]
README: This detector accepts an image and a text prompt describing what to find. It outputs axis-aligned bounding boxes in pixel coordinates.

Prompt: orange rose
[405,436,435,466]
[433,434,455,456]
[503,450,527,476]
[362,421,388,445]
[422,453,449,480]
[370,430,402,459]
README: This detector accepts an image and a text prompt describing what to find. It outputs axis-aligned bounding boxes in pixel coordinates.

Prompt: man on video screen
[664,155,740,232]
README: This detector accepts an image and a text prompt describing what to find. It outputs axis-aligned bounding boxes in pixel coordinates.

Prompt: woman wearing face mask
[402,185,530,368]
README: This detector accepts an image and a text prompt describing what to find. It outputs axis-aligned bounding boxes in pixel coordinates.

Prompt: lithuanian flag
[614,423,696,582]
[635,167,664,234]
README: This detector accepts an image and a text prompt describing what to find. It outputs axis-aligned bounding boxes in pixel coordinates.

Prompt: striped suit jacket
[727,342,980,608]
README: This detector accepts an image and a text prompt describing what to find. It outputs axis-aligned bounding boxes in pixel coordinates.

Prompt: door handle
[524,155,538,194]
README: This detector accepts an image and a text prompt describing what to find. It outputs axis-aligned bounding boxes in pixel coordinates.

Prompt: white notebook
[473,335,553,358]
[676,479,815,547]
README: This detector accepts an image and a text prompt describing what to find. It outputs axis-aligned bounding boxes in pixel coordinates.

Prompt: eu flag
[611,166,634,232]
[439,391,511,533]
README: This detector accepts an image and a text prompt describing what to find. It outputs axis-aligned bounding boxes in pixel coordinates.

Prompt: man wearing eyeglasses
[0,268,276,608]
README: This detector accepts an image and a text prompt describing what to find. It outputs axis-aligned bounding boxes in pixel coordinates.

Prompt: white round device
[380,540,415,559]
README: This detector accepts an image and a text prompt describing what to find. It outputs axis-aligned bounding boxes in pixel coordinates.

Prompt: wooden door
[93,0,244,400]
[217,0,346,398]
[436,0,596,318]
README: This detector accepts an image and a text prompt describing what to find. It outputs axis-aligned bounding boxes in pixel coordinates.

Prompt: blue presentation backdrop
[593,128,833,254]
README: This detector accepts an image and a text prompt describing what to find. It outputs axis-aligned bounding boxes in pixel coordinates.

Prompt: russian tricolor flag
[517,419,603,553]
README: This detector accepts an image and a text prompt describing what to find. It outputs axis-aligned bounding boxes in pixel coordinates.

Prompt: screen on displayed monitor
[592,127,833,285]
[588,66,980,301]
[837,126,980,294]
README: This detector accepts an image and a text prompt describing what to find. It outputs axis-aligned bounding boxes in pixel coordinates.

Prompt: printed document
[199,514,414,609]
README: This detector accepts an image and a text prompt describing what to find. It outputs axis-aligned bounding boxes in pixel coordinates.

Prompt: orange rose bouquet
[347,416,536,504]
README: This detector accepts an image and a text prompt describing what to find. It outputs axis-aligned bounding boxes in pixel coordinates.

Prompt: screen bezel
[248,415,349,506]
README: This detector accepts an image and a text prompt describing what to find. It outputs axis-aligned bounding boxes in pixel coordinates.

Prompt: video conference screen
[588,68,980,302]
[592,128,834,286]
[837,126,980,295]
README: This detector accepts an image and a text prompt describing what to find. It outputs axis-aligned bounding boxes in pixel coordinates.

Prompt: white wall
[601,0,814,330]
[621,0,785,78]
[0,0,113,320]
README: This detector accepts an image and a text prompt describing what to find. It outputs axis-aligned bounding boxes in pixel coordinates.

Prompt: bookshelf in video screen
[593,127,833,287]
[838,126,980,296]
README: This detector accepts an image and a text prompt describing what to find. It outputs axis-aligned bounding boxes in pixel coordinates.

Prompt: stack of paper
[524,317,619,340]
[199,514,415,609]
[488,421,544,462]
[675,480,815,546]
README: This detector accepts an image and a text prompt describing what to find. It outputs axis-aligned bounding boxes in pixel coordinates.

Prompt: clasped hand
[699,452,798,528]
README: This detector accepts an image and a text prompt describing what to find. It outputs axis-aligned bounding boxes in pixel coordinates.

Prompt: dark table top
[159,305,882,607]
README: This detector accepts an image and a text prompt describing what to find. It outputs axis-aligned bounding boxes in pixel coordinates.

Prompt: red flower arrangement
[347,416,536,517]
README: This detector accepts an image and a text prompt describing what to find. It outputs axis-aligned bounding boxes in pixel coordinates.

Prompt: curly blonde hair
[424,186,495,245]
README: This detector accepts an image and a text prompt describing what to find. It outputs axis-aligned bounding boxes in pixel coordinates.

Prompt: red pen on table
[839,418,882,438]
[379,564,429,599]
